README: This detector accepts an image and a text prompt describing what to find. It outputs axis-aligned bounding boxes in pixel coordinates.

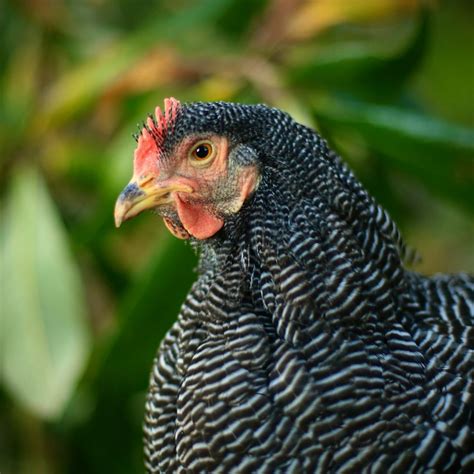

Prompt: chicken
[114,98,474,473]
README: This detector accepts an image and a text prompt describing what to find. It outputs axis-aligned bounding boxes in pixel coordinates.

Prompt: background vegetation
[1,1,473,472]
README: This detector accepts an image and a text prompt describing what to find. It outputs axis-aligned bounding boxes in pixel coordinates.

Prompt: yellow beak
[114,176,192,228]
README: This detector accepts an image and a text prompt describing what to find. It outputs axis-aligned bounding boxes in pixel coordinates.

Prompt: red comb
[133,97,181,175]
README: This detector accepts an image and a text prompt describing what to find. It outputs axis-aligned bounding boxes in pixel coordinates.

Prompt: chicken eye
[194,144,210,159]
[189,141,215,165]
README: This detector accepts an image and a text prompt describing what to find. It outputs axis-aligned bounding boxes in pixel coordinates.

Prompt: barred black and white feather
[143,102,474,473]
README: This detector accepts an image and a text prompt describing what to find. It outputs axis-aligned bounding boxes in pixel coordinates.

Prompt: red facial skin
[132,134,259,240]
[114,98,259,239]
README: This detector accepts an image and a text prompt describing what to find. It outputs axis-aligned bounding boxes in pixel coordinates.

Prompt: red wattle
[175,196,224,240]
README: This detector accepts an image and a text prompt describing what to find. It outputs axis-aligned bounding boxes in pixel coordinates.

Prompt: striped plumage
[119,101,474,473]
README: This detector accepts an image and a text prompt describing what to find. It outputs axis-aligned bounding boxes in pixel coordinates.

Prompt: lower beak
[114,177,192,228]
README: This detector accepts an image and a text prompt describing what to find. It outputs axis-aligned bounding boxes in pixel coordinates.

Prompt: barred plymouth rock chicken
[114,98,474,473]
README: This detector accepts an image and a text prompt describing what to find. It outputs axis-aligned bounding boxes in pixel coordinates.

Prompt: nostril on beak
[137,176,154,188]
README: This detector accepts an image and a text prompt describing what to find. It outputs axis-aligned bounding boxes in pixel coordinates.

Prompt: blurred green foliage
[0,0,473,473]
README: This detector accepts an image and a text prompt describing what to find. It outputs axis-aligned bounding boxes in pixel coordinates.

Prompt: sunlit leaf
[287,0,423,40]
[0,167,90,419]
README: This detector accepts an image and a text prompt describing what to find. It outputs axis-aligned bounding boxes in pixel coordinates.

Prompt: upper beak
[114,176,192,228]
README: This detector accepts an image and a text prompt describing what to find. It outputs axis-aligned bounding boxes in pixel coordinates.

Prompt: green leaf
[94,234,197,396]
[66,236,197,474]
[31,0,236,134]
[286,12,429,100]
[312,96,474,213]
[0,167,90,419]
[0,29,42,157]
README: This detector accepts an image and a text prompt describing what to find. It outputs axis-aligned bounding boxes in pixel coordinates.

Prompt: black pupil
[194,144,210,159]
